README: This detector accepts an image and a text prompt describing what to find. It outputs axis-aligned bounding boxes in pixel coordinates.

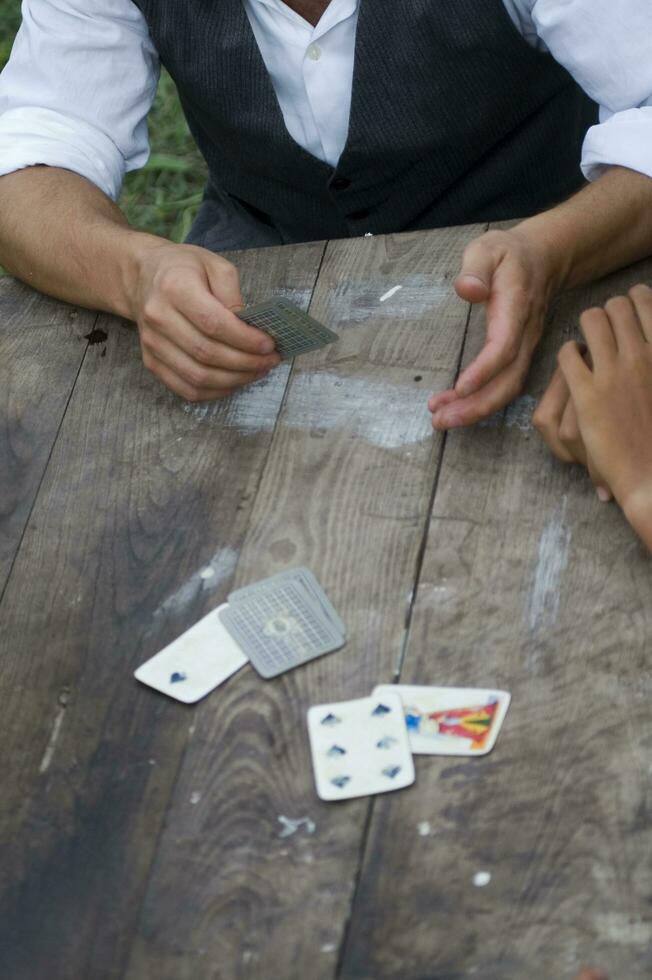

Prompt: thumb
[203,253,244,311]
[454,240,496,304]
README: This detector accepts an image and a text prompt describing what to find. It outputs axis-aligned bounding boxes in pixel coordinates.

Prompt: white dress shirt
[0,0,651,204]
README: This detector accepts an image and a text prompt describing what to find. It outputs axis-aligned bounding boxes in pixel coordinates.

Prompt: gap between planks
[334,222,489,979]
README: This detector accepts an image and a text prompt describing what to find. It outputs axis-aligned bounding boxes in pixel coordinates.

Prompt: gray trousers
[186,185,284,253]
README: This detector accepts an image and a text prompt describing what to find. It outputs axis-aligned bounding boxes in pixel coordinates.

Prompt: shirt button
[332,177,351,191]
[307,43,322,61]
[348,208,370,220]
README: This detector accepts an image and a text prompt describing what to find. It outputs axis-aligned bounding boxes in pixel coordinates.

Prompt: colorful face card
[373,685,511,757]
[135,604,248,703]
[307,692,415,801]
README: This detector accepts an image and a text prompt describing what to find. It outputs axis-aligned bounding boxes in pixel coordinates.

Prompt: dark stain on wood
[84,326,108,346]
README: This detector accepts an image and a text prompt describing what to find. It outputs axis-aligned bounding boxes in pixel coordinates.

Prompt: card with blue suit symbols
[307,692,415,801]
[134,603,248,703]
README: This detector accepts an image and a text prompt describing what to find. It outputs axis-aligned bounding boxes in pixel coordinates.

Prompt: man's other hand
[429,226,561,430]
[133,243,281,401]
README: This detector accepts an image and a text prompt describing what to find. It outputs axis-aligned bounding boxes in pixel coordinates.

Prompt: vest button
[348,208,370,220]
[331,177,351,191]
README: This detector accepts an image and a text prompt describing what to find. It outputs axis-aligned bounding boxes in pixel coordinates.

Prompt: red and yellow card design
[372,685,511,756]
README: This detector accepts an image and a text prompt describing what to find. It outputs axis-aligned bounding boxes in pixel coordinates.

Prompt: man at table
[0,1,651,416]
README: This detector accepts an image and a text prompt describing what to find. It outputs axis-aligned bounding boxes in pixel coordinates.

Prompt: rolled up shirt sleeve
[0,0,159,200]
[529,0,652,182]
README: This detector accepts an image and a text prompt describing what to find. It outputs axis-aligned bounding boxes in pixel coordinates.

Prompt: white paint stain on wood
[224,371,292,434]
[417,821,432,836]
[181,371,289,435]
[333,274,448,322]
[283,371,432,449]
[379,285,403,303]
[594,914,651,944]
[39,705,66,773]
[189,791,201,805]
[153,546,238,618]
[528,497,571,633]
[473,871,491,887]
[277,815,316,838]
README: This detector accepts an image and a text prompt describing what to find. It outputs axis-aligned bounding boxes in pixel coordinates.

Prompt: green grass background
[0,0,207,241]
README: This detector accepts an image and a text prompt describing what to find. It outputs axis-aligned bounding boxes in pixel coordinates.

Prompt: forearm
[514,166,652,293]
[0,166,165,320]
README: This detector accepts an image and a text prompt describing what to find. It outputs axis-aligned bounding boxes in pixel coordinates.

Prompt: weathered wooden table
[1,225,651,980]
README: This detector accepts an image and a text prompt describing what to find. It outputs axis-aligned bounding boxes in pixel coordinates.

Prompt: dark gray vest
[135,0,598,249]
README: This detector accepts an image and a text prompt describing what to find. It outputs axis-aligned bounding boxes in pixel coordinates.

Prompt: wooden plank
[340,253,652,979]
[0,279,98,594]
[0,242,325,980]
[124,226,486,980]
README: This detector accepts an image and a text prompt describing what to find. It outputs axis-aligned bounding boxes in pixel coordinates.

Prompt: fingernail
[260,339,275,354]
[431,412,443,428]
[596,487,612,503]
[456,382,473,398]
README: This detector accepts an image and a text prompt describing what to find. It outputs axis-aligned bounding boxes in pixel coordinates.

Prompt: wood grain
[0,242,325,980]
[0,279,97,594]
[339,254,652,980]
[123,227,484,980]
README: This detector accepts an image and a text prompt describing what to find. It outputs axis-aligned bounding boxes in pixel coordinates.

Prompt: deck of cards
[238,297,339,360]
[219,567,346,679]
[307,685,510,802]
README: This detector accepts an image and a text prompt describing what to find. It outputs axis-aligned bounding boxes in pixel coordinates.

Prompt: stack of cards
[307,685,510,801]
[219,568,346,679]
[238,297,339,360]
[134,568,346,701]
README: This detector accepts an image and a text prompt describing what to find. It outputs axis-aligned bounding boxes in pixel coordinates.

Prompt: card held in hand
[237,297,339,360]
[373,684,511,756]
[307,692,415,801]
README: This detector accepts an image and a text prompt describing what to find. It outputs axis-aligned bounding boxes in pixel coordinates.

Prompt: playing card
[373,685,511,756]
[237,297,339,360]
[229,567,346,639]
[307,692,415,801]
[219,577,344,678]
[135,603,248,703]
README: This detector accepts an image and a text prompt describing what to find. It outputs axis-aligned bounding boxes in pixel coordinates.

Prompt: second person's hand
[555,287,652,519]
[429,225,562,430]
